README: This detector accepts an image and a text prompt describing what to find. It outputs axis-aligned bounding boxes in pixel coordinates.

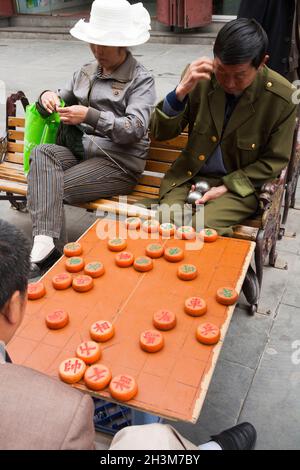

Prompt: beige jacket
[0,363,95,450]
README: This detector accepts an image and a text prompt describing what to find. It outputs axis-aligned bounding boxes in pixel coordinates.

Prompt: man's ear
[5,291,25,325]
[259,54,269,69]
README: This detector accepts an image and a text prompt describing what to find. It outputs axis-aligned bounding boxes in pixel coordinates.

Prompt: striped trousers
[27,144,138,244]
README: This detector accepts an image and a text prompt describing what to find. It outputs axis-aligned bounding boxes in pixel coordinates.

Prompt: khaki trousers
[158,177,258,237]
[110,424,198,450]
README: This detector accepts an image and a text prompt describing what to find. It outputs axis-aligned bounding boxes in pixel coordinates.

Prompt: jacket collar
[208,66,267,139]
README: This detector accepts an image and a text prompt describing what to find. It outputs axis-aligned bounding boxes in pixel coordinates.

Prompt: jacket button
[211,136,218,143]
[266,81,273,88]
[251,143,256,150]
[187,171,192,177]
[171,182,176,187]
[198,155,205,161]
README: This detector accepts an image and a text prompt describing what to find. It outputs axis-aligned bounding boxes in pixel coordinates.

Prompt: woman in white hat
[27,0,156,276]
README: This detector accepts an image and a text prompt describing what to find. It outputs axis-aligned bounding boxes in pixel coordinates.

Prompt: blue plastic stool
[93,398,161,435]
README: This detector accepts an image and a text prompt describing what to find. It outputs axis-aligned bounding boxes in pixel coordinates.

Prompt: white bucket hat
[70,0,151,47]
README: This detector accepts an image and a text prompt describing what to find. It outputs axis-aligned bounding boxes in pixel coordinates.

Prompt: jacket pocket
[236,136,264,167]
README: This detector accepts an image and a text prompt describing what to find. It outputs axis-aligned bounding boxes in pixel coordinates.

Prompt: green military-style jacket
[151,66,297,199]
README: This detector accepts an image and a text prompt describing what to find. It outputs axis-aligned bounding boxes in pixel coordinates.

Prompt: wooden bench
[1,91,297,314]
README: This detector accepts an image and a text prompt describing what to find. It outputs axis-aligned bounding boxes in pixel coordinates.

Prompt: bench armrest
[0,134,7,164]
[258,168,287,228]
[258,167,287,211]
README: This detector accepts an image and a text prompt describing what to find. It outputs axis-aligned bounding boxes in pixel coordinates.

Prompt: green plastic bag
[23,100,64,174]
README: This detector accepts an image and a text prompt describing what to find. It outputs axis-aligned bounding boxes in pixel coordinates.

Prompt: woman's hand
[41,91,60,114]
[57,105,89,125]
[195,185,228,204]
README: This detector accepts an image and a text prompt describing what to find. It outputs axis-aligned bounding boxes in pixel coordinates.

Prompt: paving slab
[167,359,254,446]
[239,304,300,450]
[220,306,273,370]
[280,251,300,308]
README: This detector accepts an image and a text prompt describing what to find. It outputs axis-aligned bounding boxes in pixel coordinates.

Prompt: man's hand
[194,184,228,204]
[176,57,214,101]
[41,91,60,114]
[57,105,89,125]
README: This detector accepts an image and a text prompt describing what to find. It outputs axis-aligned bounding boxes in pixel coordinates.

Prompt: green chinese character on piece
[138,258,148,264]
[90,263,100,270]
[169,248,179,255]
[183,265,194,273]
[205,229,213,236]
[70,258,80,265]
[223,288,233,298]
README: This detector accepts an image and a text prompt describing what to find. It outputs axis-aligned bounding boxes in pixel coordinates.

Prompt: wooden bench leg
[281,183,291,229]
[242,265,260,315]
[255,229,264,289]
[3,192,28,212]
[290,172,299,208]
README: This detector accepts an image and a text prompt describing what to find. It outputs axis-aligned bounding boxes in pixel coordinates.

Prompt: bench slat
[0,161,25,172]
[150,134,188,149]
[138,174,162,188]
[0,165,27,182]
[79,199,156,218]
[4,153,24,165]
[232,225,259,241]
[8,130,25,140]
[0,179,27,195]
[148,147,181,163]
[133,184,159,195]
[145,160,171,174]
[7,142,24,153]
[8,117,25,128]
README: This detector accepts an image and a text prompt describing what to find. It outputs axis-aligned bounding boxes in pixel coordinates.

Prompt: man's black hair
[214,18,269,68]
[0,219,30,311]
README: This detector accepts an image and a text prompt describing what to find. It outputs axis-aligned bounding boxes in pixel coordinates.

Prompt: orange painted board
[8,220,255,423]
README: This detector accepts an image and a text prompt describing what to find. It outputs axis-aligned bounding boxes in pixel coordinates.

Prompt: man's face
[214,56,263,95]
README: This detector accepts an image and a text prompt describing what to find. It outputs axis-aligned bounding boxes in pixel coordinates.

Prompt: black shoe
[29,248,61,280]
[211,422,257,450]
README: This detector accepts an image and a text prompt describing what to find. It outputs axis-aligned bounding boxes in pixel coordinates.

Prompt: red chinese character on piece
[201,324,217,336]
[94,322,110,333]
[119,253,131,260]
[89,367,106,382]
[157,311,171,322]
[48,310,63,321]
[76,277,85,285]
[56,273,67,280]
[113,375,131,390]
[144,331,158,344]
[64,359,82,374]
[189,298,202,308]
[79,343,96,356]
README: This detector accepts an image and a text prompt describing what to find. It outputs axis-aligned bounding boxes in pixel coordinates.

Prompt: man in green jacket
[151,18,297,236]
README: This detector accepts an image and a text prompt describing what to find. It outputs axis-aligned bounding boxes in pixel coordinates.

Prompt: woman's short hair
[214,18,269,69]
[0,220,30,311]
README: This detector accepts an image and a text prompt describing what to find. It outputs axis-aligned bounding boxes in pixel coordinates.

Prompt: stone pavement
[0,39,299,450]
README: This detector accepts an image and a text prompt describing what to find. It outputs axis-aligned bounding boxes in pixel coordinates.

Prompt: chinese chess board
[8,220,255,422]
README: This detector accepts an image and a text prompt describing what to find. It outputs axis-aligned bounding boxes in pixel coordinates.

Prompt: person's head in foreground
[70,0,151,74]
[0,219,30,344]
[213,18,269,95]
